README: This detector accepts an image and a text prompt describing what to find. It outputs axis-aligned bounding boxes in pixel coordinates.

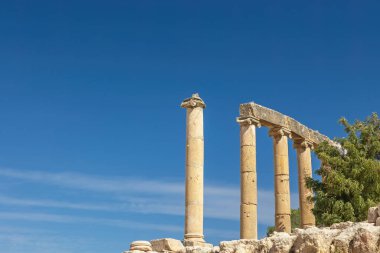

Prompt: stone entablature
[121,95,370,253]
[240,102,331,145]
[237,101,334,237]
[178,97,329,240]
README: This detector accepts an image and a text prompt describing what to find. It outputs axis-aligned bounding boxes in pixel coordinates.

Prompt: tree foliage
[307,113,380,226]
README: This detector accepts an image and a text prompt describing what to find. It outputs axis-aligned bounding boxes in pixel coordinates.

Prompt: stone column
[237,116,260,239]
[294,138,316,228]
[269,127,292,233]
[181,93,206,243]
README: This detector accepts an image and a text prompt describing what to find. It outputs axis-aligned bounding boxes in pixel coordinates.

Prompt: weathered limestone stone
[351,226,380,253]
[293,138,316,228]
[130,241,152,252]
[367,206,378,223]
[130,248,152,252]
[127,251,158,253]
[211,246,219,253]
[124,250,146,253]
[376,217,380,226]
[330,221,354,229]
[183,241,213,248]
[331,224,359,252]
[236,102,337,236]
[239,102,334,146]
[269,232,296,252]
[181,93,206,243]
[219,239,259,253]
[217,221,380,253]
[292,226,340,253]
[220,232,295,253]
[269,126,292,233]
[126,218,380,253]
[184,246,213,253]
[237,116,260,239]
[331,222,380,253]
[150,238,185,252]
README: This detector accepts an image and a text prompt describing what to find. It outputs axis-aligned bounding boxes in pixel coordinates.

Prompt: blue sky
[0,1,379,252]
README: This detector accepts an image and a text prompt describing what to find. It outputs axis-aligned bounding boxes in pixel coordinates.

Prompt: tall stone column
[237,116,260,239]
[269,127,292,233]
[294,138,316,228]
[181,93,206,244]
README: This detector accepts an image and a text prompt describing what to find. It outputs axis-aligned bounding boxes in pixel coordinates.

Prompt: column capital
[236,116,261,127]
[293,138,314,150]
[181,93,206,109]
[269,126,292,140]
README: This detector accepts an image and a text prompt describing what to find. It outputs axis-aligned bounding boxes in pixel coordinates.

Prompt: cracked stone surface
[124,221,380,253]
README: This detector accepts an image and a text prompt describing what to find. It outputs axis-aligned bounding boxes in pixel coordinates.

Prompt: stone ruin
[122,94,380,253]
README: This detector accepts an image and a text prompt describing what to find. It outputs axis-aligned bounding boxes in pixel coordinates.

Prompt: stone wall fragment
[130,241,153,252]
[376,217,380,226]
[368,206,378,223]
[150,238,185,252]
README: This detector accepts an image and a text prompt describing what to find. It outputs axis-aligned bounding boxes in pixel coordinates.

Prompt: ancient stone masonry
[367,205,380,226]
[177,98,330,241]
[268,126,292,234]
[126,220,380,253]
[219,221,380,253]
[129,241,152,252]
[181,94,206,245]
[122,96,336,252]
[236,116,260,239]
[237,102,332,238]
[239,103,332,145]
[293,139,316,228]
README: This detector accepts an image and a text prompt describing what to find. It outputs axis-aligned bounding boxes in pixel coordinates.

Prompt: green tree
[266,209,301,236]
[307,113,380,226]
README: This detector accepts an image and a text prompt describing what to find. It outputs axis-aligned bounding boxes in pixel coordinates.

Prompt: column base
[184,233,204,241]
[183,233,212,247]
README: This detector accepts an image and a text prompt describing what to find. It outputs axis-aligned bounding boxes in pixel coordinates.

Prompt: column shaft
[238,117,259,239]
[181,94,206,243]
[295,141,316,227]
[270,128,291,233]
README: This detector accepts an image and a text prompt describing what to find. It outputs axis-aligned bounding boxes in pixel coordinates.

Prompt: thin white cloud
[0,195,114,211]
[0,167,183,195]
[0,167,299,226]
[0,226,102,253]
[0,211,183,233]
[0,168,303,253]
[0,211,237,241]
